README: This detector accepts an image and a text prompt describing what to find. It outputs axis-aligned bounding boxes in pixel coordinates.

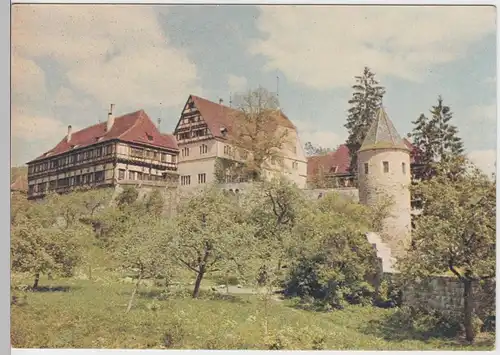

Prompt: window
[383,161,389,173]
[106,145,113,155]
[181,175,191,186]
[75,175,81,185]
[402,162,406,175]
[179,132,190,140]
[96,147,102,157]
[129,171,135,180]
[131,147,143,157]
[364,163,369,174]
[95,171,105,182]
[118,169,125,180]
[198,173,206,184]
[182,147,190,157]
[89,174,94,183]
[137,172,143,180]
[161,153,167,162]
[49,180,56,190]
[292,161,298,170]
[200,144,208,154]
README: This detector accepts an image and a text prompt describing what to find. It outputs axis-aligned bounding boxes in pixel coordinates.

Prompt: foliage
[143,190,165,216]
[116,186,139,209]
[284,192,380,309]
[10,192,92,288]
[228,87,292,181]
[398,159,496,342]
[170,186,256,298]
[344,67,385,173]
[410,96,465,181]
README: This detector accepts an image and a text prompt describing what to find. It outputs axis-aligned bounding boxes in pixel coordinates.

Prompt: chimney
[219,98,224,105]
[67,125,72,142]
[106,104,115,132]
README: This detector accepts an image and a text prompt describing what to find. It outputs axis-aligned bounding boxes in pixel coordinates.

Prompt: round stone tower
[357,106,411,258]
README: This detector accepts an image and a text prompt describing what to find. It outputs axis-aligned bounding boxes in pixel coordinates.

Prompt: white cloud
[250,6,496,90]
[227,74,248,93]
[11,49,47,103]
[468,149,497,176]
[467,103,496,122]
[12,5,201,110]
[295,120,345,149]
[11,106,69,141]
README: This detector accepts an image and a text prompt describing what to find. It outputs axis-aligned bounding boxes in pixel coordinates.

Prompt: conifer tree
[344,67,385,174]
[410,96,465,180]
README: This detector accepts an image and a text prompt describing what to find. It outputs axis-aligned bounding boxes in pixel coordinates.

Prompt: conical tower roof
[359,106,410,153]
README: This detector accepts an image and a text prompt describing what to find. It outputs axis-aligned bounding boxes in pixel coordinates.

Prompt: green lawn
[11,274,495,350]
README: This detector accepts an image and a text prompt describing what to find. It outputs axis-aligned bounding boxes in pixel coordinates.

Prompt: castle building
[26,106,179,199]
[357,106,412,258]
[173,95,308,191]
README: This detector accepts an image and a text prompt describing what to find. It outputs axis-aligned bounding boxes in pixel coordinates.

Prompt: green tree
[284,192,381,308]
[398,158,495,343]
[11,193,89,288]
[228,87,292,181]
[344,67,385,174]
[116,186,139,209]
[170,186,255,298]
[410,96,465,181]
[113,213,175,312]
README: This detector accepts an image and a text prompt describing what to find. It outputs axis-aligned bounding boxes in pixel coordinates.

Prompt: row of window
[29,171,106,194]
[30,145,114,174]
[182,144,211,157]
[177,127,209,141]
[363,161,406,175]
[117,169,173,182]
[129,147,176,163]
[180,173,207,186]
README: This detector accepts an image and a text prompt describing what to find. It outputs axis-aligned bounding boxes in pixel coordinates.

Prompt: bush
[284,257,375,309]
[388,306,463,338]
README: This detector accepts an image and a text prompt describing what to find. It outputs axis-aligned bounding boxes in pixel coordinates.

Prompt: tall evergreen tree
[410,96,465,180]
[344,67,385,174]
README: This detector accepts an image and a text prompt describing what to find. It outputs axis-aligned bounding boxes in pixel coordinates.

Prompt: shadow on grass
[14,285,80,293]
[359,310,494,348]
[134,288,249,304]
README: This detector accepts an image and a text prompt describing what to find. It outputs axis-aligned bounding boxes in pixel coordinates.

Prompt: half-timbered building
[173,95,308,190]
[26,106,179,199]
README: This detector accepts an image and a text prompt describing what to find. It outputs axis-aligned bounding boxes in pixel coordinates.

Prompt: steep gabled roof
[29,110,178,163]
[188,95,296,140]
[359,106,409,152]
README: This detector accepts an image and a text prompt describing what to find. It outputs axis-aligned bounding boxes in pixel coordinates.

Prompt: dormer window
[331,166,338,173]
[146,133,153,141]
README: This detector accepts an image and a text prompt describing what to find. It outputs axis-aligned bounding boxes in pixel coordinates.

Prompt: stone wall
[401,275,495,319]
[303,187,359,202]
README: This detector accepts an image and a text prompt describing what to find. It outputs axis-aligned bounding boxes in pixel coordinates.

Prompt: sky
[11,4,497,175]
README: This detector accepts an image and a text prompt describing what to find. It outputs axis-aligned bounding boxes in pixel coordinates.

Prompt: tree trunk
[192,268,205,298]
[33,272,40,289]
[463,278,475,343]
[126,272,143,313]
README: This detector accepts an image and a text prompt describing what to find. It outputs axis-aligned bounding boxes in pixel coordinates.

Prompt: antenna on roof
[157,117,162,130]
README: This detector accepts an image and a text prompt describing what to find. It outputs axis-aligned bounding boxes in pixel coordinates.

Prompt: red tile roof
[307,144,351,182]
[307,140,418,181]
[190,95,296,140]
[11,175,28,192]
[29,110,178,163]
